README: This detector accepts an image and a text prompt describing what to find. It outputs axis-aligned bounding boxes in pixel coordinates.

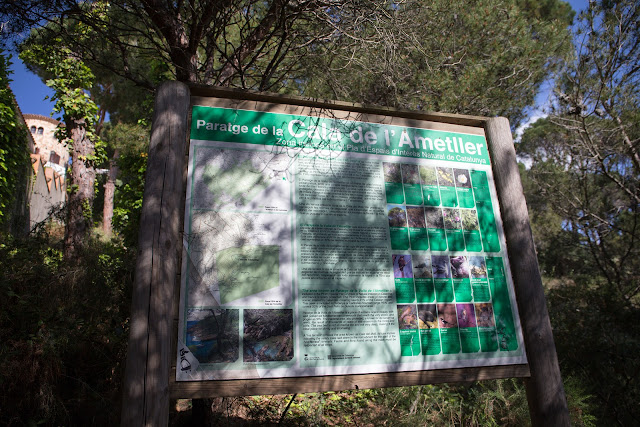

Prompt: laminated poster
[176,102,526,381]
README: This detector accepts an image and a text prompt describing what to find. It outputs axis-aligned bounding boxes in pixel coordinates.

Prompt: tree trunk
[64,118,96,260]
[102,149,120,236]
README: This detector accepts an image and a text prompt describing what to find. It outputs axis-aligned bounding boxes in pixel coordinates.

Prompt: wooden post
[485,117,569,426]
[121,81,190,426]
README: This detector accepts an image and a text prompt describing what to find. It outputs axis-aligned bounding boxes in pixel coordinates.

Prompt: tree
[298,0,575,128]
[4,1,386,247]
[20,38,104,259]
[100,122,149,240]
[1,0,376,90]
[517,2,640,422]
[520,0,640,302]
[2,0,573,127]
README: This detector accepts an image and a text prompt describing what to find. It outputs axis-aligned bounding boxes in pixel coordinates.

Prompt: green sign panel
[176,102,525,381]
[191,106,490,165]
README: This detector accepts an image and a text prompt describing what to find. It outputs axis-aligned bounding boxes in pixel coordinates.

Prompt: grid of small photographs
[383,162,498,253]
[185,308,295,365]
[384,162,516,356]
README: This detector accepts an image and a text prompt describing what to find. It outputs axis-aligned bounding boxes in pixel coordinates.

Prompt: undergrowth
[0,224,599,426]
[171,378,595,426]
[0,225,134,426]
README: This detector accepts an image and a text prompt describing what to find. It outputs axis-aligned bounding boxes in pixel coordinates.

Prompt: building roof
[23,114,60,126]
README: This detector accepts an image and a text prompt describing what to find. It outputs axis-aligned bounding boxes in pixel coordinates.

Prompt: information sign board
[176,97,526,381]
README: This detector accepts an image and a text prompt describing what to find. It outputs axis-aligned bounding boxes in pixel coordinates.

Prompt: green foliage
[519,113,640,302]
[517,3,640,419]
[547,281,640,424]
[19,38,104,164]
[0,228,134,425]
[519,120,640,424]
[301,0,574,128]
[110,132,148,249]
[172,379,595,425]
[0,51,30,229]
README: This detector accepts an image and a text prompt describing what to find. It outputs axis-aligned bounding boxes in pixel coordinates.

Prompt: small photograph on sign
[243,309,294,362]
[475,303,496,327]
[425,207,444,228]
[401,164,420,184]
[431,255,451,279]
[397,305,418,329]
[456,304,477,328]
[453,168,472,188]
[469,256,488,278]
[437,167,455,186]
[387,205,407,227]
[437,304,458,328]
[406,206,426,228]
[461,209,479,231]
[419,165,438,186]
[443,208,462,229]
[186,308,239,363]
[450,256,470,279]
[412,255,432,279]
[417,304,438,329]
[392,255,413,278]
[383,162,402,182]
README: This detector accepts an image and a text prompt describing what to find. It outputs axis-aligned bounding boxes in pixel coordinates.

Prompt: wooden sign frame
[121,82,569,426]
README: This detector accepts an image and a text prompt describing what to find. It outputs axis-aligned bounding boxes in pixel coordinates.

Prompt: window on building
[49,151,61,165]
[30,126,36,133]
[37,127,44,135]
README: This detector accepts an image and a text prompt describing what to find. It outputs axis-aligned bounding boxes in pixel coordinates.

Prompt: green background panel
[487,258,519,352]
[434,279,454,302]
[492,281,519,351]
[395,278,416,303]
[385,182,405,204]
[428,228,448,251]
[460,328,480,353]
[399,330,421,356]
[470,170,489,188]
[191,106,491,163]
[446,229,465,251]
[404,184,424,205]
[472,186,491,201]
[453,279,473,302]
[390,227,410,250]
[415,279,436,303]
[409,228,430,250]
[479,328,499,352]
[471,280,491,302]
[420,329,442,355]
[457,187,475,208]
[463,230,483,252]
[486,257,506,278]
[439,186,458,207]
[476,200,501,252]
[422,186,441,206]
[440,328,461,354]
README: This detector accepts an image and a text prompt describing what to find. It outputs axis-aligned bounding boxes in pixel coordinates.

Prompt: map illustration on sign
[185,147,293,308]
[177,101,526,381]
[192,148,292,212]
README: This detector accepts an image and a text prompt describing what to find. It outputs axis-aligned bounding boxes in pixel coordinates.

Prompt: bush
[0,227,134,425]
[547,280,640,425]
[0,51,31,234]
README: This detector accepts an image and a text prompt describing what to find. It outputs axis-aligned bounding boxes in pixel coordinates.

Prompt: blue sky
[8,54,56,117]
[7,0,588,120]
